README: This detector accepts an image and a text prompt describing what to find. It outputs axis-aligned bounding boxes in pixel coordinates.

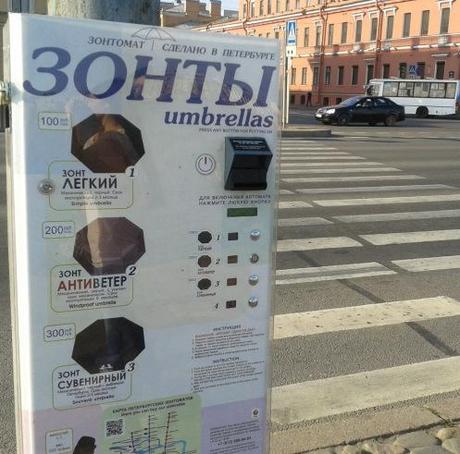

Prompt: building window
[243,3,247,17]
[323,97,329,106]
[266,32,270,38]
[290,94,295,104]
[355,19,362,42]
[336,97,342,104]
[440,7,450,34]
[291,67,297,84]
[366,64,374,83]
[276,0,280,12]
[417,62,425,79]
[420,10,430,35]
[325,66,331,85]
[259,0,264,15]
[328,24,334,46]
[267,0,271,13]
[341,22,348,43]
[250,0,255,16]
[301,67,307,84]
[338,66,344,85]
[315,25,322,46]
[383,63,390,78]
[285,0,289,10]
[303,27,309,46]
[352,65,359,85]
[313,67,319,85]
[399,62,407,79]
[296,0,300,8]
[386,15,394,39]
[402,13,411,37]
[436,61,445,79]
[370,17,378,41]
[300,94,306,104]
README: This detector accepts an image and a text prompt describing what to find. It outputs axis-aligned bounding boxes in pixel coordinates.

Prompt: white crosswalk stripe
[276,262,394,284]
[283,175,424,183]
[334,209,460,223]
[281,162,383,167]
[278,201,312,209]
[281,156,364,160]
[272,356,460,425]
[277,237,362,252]
[393,255,460,272]
[278,217,332,227]
[281,147,338,151]
[281,167,402,175]
[297,184,453,194]
[361,229,460,246]
[279,189,295,195]
[274,296,460,338]
[315,193,460,207]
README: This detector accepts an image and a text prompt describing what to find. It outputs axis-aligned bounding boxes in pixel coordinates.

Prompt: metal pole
[286,55,291,125]
[48,0,160,25]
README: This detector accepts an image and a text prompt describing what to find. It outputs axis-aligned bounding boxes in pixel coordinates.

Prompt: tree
[48,0,160,25]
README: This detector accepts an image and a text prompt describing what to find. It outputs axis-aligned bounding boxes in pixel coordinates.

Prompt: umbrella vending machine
[4,13,279,454]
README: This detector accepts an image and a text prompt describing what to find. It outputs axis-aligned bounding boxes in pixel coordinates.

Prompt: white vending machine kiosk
[5,13,279,454]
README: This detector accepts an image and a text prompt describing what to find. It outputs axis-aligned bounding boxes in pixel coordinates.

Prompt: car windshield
[338,96,362,107]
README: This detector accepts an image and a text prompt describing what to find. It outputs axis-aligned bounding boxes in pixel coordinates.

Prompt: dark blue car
[315,96,405,126]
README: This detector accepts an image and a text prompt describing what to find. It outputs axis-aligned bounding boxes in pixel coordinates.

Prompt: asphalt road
[2,117,460,453]
[272,116,460,452]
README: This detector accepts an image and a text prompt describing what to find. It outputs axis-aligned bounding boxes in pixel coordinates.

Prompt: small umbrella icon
[132,27,175,49]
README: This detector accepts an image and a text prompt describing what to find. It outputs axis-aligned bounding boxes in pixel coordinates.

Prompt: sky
[222,0,239,10]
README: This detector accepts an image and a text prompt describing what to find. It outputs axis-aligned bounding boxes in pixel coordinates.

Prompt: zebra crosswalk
[273,137,460,435]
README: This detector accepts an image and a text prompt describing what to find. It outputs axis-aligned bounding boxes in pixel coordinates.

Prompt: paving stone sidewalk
[313,424,460,454]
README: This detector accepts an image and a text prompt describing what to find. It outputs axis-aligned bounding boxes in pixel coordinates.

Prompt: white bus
[366,78,460,118]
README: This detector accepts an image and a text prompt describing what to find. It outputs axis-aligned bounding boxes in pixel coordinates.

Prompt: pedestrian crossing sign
[286,20,297,46]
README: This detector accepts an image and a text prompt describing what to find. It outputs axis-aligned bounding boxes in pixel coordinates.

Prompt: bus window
[429,82,446,98]
[383,81,399,97]
[414,82,430,97]
[446,83,457,99]
[398,82,414,97]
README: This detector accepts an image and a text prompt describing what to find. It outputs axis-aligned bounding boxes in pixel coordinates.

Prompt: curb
[281,128,332,138]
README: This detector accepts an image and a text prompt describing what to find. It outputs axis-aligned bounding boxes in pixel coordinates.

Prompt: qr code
[105,419,124,437]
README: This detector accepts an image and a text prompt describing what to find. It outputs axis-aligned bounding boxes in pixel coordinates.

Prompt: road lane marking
[281,147,338,151]
[281,156,365,161]
[277,237,362,252]
[281,162,383,168]
[334,209,460,223]
[283,175,424,183]
[297,184,453,194]
[278,201,312,209]
[278,217,333,227]
[393,255,460,272]
[276,262,394,285]
[281,167,402,175]
[274,296,460,339]
[271,356,460,424]
[315,194,460,207]
[360,229,460,245]
[279,189,295,195]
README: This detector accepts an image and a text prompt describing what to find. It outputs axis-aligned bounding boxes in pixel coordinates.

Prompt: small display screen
[227,208,258,217]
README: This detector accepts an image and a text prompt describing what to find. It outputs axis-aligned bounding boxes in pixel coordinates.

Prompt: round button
[248,297,259,307]
[196,154,216,175]
[198,278,212,290]
[198,231,212,244]
[250,253,259,264]
[198,255,212,268]
[249,275,259,286]
[250,230,261,241]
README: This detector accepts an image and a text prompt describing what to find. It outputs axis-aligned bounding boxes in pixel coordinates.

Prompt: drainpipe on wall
[242,0,250,34]
[317,0,328,106]
[374,0,384,78]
